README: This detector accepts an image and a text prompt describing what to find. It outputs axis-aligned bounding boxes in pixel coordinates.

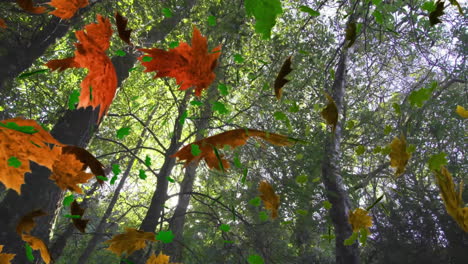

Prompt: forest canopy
[0,0,466,263]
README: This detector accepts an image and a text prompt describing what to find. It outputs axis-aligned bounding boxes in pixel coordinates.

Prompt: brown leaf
[104,228,156,256]
[16,0,46,14]
[258,181,280,219]
[274,56,292,99]
[48,0,88,19]
[50,153,94,193]
[16,210,47,235]
[62,145,105,184]
[0,245,15,264]
[320,92,338,132]
[70,201,89,233]
[0,19,7,29]
[115,11,133,45]
[172,129,296,170]
[45,57,79,72]
[21,234,51,264]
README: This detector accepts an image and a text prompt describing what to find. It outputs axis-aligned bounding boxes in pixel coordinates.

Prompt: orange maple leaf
[348,208,373,232]
[104,228,156,256]
[48,0,88,19]
[50,153,94,193]
[16,210,47,235]
[389,134,411,177]
[21,234,51,264]
[139,26,221,97]
[172,128,296,170]
[46,15,117,121]
[146,252,181,264]
[258,181,280,219]
[0,245,15,264]
[0,19,7,29]
[16,0,46,14]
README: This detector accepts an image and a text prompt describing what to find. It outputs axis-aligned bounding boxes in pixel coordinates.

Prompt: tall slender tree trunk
[320,46,360,263]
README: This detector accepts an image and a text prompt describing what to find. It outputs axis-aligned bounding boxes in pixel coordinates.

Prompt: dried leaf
[0,245,15,264]
[50,153,94,194]
[0,19,7,29]
[16,0,46,14]
[115,11,133,45]
[389,135,411,177]
[258,181,280,219]
[45,57,79,72]
[274,56,292,99]
[434,167,468,232]
[16,210,47,235]
[429,0,445,26]
[104,228,155,256]
[70,201,89,233]
[348,208,372,232]
[172,129,296,170]
[62,145,105,184]
[455,105,468,118]
[48,0,89,19]
[320,92,338,132]
[139,26,221,96]
[21,234,51,264]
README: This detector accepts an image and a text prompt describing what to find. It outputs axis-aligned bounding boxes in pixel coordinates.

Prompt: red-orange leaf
[172,128,296,170]
[274,56,292,100]
[258,181,280,219]
[48,0,88,19]
[0,19,7,29]
[45,57,79,72]
[115,11,132,45]
[16,0,46,14]
[139,26,221,96]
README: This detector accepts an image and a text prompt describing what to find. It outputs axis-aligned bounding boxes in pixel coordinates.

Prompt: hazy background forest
[0,0,466,263]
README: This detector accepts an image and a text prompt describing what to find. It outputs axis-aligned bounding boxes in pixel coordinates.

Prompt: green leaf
[344,231,358,245]
[162,8,173,18]
[7,157,21,168]
[142,56,153,62]
[121,259,134,264]
[295,153,303,160]
[299,5,320,16]
[219,224,230,232]
[381,145,391,155]
[18,69,48,79]
[392,103,401,115]
[259,211,268,221]
[25,243,34,262]
[223,240,234,243]
[366,194,384,211]
[373,10,383,24]
[289,102,300,113]
[408,87,433,107]
[156,230,174,243]
[191,144,202,156]
[296,209,308,216]
[312,177,321,183]
[359,228,369,245]
[233,152,242,168]
[112,164,121,176]
[217,83,229,96]
[407,144,416,153]
[89,86,93,101]
[245,0,283,39]
[212,101,229,114]
[115,50,126,56]
[295,174,308,184]
[273,111,287,120]
[322,200,332,210]
[248,254,264,264]
[166,176,175,183]
[421,1,436,12]
[63,194,74,207]
[68,89,80,110]
[138,169,147,180]
[179,110,188,125]
[373,146,382,154]
[428,152,447,171]
[116,127,131,139]
[0,122,37,134]
[241,167,248,184]
[110,176,118,185]
[64,214,81,219]
[355,145,365,156]
[207,15,217,26]
[233,54,244,63]
[97,175,108,181]
[249,197,261,206]
[384,125,392,135]
[169,41,179,49]
[372,0,383,6]
[190,100,203,106]
[145,155,152,167]
[346,120,356,130]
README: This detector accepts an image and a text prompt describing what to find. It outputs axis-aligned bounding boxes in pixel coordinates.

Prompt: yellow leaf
[104,228,156,256]
[21,234,51,264]
[320,92,338,132]
[348,208,372,232]
[389,135,411,177]
[434,167,468,232]
[50,153,94,194]
[455,105,468,118]
[0,245,15,264]
[258,181,280,219]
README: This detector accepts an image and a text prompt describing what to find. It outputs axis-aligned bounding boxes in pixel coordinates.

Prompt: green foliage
[247,254,264,264]
[245,0,282,39]
[156,230,174,243]
[116,127,131,139]
[428,152,447,171]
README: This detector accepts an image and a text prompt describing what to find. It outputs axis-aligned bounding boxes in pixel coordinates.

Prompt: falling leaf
[139,169,147,180]
[348,208,372,233]
[139,26,221,96]
[156,230,174,243]
[388,135,411,177]
[299,5,320,16]
[50,153,95,193]
[146,252,180,264]
[207,15,217,26]
[258,211,268,221]
[162,8,173,18]
[105,228,156,256]
[449,0,464,15]
[433,166,468,232]
[408,83,435,107]
[345,22,357,47]
[172,129,296,170]
[320,92,338,132]
[63,194,74,206]
[46,15,117,121]
[219,224,230,232]
[48,0,89,19]
[0,245,15,264]
[258,181,280,219]
[455,105,468,118]
[68,89,80,110]
[16,210,47,235]
[217,83,229,96]
[249,197,261,206]
[16,0,46,14]
[274,56,292,100]
[17,69,49,79]
[116,127,131,139]
[70,201,89,233]
[245,0,283,39]
[429,0,445,26]
[247,254,264,264]
[61,145,105,184]
[428,152,447,171]
[115,11,133,45]
[21,234,51,264]
[24,243,34,262]
[0,19,7,29]
[344,231,359,245]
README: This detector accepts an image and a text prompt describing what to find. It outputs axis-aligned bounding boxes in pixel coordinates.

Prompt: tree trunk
[320,48,360,263]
